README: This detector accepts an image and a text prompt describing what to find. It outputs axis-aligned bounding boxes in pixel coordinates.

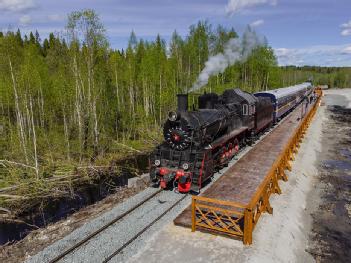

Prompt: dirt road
[307,89,351,262]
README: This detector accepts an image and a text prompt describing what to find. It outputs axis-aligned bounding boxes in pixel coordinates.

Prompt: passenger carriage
[254,82,313,122]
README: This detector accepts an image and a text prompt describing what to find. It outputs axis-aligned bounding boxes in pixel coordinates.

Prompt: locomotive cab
[221,88,257,131]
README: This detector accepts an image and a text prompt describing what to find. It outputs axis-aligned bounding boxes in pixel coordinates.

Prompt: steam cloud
[190,28,261,92]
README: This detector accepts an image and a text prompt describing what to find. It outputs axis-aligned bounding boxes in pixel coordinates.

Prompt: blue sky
[0,0,350,66]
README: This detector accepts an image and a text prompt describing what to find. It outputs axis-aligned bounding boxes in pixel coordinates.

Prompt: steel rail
[102,194,188,263]
[49,189,163,263]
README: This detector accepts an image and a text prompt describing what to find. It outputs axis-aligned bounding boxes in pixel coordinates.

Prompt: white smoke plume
[190,28,261,92]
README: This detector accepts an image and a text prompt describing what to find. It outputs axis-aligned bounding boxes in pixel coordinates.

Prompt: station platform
[174,93,321,244]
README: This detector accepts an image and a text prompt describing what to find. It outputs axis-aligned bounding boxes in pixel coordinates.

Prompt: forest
[0,10,350,207]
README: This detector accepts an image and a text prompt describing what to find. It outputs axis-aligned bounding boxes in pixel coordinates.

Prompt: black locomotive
[150,83,313,193]
[149,88,272,193]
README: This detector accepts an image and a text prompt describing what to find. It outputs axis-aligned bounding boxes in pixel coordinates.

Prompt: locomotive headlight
[154,159,161,166]
[182,163,189,170]
[168,111,178,122]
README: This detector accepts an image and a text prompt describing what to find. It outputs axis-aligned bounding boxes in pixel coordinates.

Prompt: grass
[0,133,162,216]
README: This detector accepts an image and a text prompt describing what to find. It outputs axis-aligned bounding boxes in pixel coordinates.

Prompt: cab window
[242,104,248,115]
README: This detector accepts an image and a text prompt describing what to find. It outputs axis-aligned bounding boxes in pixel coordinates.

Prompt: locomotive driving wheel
[233,138,239,153]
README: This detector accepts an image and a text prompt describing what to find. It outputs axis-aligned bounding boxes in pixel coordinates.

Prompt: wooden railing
[191,196,246,238]
[191,92,322,245]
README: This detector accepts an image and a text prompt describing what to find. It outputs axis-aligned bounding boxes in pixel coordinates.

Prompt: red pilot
[158,167,170,189]
[175,167,192,193]
[155,162,192,193]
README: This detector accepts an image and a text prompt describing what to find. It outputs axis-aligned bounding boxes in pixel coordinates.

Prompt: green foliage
[273,66,351,89]
[0,10,349,189]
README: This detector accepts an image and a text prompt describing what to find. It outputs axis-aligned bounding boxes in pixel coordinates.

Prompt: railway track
[102,194,187,263]
[48,189,187,263]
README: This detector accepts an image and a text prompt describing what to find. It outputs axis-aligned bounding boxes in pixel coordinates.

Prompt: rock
[128,174,150,190]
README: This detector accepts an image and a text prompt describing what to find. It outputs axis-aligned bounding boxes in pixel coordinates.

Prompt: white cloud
[340,20,351,36]
[274,44,351,66]
[0,0,36,13]
[341,30,351,36]
[19,14,31,25]
[226,0,277,15]
[275,47,291,58]
[47,14,64,22]
[250,19,264,27]
[341,20,351,27]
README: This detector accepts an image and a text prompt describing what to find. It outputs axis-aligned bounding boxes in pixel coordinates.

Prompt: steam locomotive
[150,82,313,193]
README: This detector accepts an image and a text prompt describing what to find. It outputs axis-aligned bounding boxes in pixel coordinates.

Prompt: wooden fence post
[243,208,253,245]
[191,196,196,232]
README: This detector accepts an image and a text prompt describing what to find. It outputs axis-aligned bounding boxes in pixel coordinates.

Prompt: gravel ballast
[25,187,161,263]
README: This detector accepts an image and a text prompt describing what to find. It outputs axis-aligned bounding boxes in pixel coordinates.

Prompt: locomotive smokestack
[177,94,188,112]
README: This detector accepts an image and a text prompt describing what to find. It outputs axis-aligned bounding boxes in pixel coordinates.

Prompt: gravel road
[307,89,351,262]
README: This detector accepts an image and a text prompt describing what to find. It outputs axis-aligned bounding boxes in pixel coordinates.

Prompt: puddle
[333,201,348,217]
[340,149,351,159]
[323,160,351,171]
